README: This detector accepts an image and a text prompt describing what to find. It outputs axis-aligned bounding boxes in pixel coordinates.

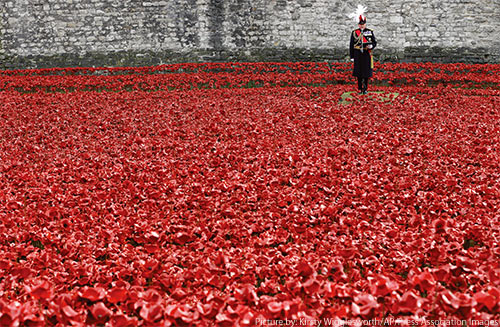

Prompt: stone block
[0,0,498,68]
[390,16,403,24]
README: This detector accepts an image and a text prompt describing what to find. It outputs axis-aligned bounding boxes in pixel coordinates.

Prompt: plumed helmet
[349,5,367,24]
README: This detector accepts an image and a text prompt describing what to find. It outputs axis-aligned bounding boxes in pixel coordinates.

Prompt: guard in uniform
[350,13,377,94]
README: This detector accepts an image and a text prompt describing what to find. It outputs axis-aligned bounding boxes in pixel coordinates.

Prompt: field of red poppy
[0,62,499,326]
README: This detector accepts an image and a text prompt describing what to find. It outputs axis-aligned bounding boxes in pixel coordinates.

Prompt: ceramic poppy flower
[0,62,499,325]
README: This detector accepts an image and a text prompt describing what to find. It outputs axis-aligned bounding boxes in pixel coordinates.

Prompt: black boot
[357,77,364,94]
[362,78,369,94]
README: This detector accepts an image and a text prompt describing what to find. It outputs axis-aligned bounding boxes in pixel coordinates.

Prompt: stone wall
[0,0,499,69]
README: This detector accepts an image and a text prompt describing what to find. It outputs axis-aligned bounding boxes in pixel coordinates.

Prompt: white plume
[348,5,367,22]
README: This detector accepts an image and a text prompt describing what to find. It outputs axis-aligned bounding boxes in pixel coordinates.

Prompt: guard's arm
[371,31,377,50]
[349,31,355,59]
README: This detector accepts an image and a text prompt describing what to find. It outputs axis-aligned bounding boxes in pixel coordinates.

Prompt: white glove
[366,45,373,49]
[350,58,354,62]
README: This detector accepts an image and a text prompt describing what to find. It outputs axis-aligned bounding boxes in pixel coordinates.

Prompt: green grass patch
[339,91,400,105]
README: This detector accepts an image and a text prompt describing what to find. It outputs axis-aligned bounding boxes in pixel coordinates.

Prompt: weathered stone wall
[0,0,499,69]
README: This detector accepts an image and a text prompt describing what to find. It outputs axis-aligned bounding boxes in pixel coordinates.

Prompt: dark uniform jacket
[350,28,377,78]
